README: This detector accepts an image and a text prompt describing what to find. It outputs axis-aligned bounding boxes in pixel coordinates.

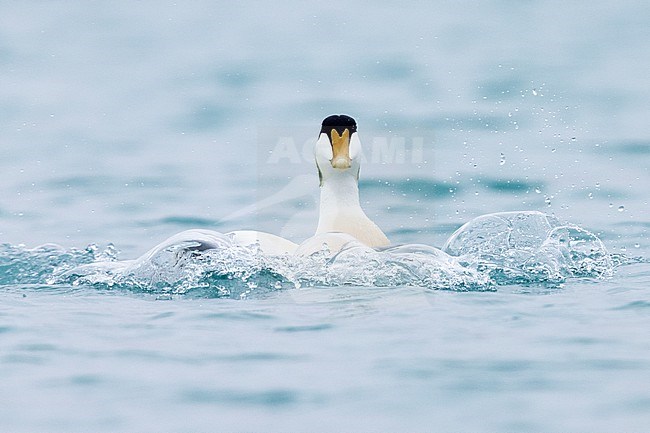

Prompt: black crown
[320,114,357,136]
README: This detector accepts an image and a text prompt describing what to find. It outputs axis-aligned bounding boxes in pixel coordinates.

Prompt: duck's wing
[227,230,298,255]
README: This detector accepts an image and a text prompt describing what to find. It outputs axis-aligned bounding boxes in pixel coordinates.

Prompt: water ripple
[180,388,307,407]
[275,324,333,333]
[612,300,650,311]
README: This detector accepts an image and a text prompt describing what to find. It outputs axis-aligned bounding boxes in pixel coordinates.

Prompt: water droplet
[608,203,613,208]
[535,187,541,194]
[595,182,600,188]
[617,205,625,212]
[499,153,506,165]
[634,243,640,248]
[588,192,593,199]
[532,89,538,96]
[544,196,552,206]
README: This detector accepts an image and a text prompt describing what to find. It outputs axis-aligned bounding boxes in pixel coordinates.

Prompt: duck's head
[315,114,362,186]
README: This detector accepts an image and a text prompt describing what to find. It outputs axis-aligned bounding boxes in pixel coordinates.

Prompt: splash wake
[1,212,620,298]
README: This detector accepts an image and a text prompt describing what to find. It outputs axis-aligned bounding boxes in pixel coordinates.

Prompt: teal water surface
[1,2,649,432]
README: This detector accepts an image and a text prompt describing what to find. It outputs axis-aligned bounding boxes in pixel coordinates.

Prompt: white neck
[319,173,361,214]
[316,171,389,247]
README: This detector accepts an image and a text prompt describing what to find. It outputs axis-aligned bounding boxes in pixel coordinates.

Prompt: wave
[443,211,618,284]
[0,212,631,298]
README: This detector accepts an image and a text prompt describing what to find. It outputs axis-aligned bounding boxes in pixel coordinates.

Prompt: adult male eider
[228,114,389,254]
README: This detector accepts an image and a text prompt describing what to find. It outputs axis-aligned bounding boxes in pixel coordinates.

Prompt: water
[1,1,649,432]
